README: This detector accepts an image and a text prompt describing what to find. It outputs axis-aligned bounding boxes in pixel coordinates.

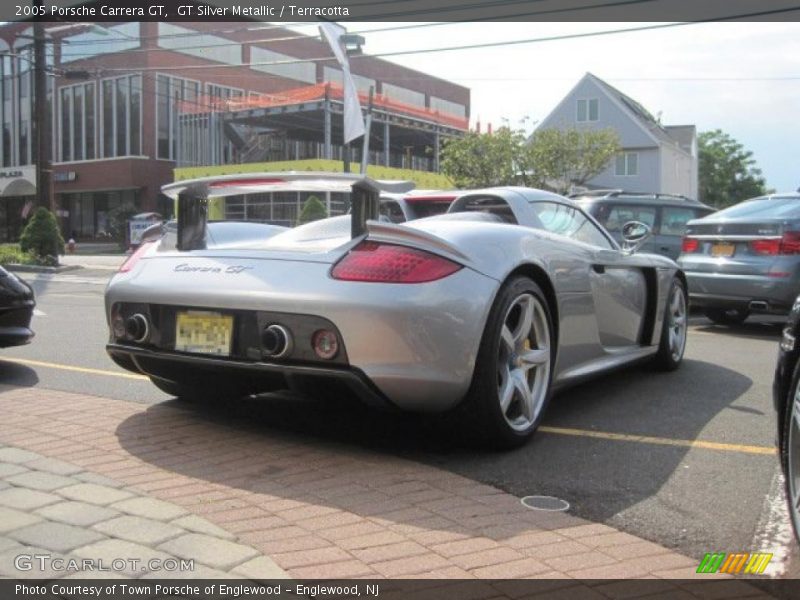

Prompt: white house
[537,73,698,199]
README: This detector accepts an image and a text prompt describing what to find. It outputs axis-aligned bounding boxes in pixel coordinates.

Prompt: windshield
[713,196,800,219]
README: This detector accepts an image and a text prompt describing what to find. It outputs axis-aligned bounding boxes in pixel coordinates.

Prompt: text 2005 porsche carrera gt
[105,173,687,447]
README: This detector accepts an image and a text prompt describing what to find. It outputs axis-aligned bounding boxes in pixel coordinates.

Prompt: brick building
[0,21,470,240]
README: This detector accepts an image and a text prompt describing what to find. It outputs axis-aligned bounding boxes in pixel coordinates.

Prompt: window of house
[158,23,241,66]
[615,152,638,176]
[58,82,96,162]
[577,98,599,122]
[157,74,201,160]
[250,47,316,85]
[101,74,141,158]
[205,83,244,102]
[1,54,12,166]
[204,84,244,163]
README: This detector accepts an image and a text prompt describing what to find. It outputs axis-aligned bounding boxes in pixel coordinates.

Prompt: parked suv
[571,190,715,259]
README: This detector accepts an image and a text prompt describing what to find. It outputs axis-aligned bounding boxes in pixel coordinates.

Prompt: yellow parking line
[0,357,148,381]
[538,426,776,456]
[0,357,780,456]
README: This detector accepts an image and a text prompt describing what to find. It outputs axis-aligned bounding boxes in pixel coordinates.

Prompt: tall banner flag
[319,22,365,144]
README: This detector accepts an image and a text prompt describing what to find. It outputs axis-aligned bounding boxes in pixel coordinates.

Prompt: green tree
[19,207,65,266]
[440,126,620,193]
[107,203,138,250]
[440,128,531,188]
[698,129,768,207]
[297,195,328,225]
[527,127,621,194]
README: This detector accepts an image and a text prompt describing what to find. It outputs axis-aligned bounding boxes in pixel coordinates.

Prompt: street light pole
[33,11,52,211]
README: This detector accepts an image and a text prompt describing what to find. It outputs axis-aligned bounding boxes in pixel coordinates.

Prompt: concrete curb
[6,264,83,274]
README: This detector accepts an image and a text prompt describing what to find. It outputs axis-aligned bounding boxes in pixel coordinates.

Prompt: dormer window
[577,98,599,122]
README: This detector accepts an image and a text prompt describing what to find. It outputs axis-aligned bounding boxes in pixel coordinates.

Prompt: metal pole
[323,87,332,160]
[360,87,374,175]
[33,13,52,211]
[433,131,441,172]
[383,122,390,167]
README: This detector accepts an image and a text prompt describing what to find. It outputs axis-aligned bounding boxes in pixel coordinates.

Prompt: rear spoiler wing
[161,172,415,251]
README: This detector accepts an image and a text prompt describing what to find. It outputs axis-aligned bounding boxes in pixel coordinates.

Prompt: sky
[303,21,799,193]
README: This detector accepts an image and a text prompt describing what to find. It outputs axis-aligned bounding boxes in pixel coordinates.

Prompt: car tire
[653,277,688,371]
[149,377,249,402]
[704,307,749,326]
[461,276,554,449]
[782,357,800,544]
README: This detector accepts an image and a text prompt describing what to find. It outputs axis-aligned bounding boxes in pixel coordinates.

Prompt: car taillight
[750,232,800,256]
[751,238,780,255]
[780,232,800,255]
[681,237,699,253]
[119,242,154,273]
[331,241,462,283]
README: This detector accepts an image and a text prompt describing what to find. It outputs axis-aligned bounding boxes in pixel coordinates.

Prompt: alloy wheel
[667,284,688,362]
[496,293,551,432]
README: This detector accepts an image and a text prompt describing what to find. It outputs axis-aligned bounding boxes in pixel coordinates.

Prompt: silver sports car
[105,172,687,447]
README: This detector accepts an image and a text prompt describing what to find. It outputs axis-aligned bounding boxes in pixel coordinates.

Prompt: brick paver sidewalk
[0,386,770,595]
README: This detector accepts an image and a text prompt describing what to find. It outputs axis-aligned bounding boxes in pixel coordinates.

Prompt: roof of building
[584,72,684,148]
[664,125,697,151]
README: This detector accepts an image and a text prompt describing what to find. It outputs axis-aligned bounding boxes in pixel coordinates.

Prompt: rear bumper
[0,304,35,347]
[106,261,499,412]
[108,343,396,410]
[685,271,796,313]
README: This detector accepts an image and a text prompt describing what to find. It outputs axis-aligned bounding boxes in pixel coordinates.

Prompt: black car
[773,296,800,543]
[0,266,35,347]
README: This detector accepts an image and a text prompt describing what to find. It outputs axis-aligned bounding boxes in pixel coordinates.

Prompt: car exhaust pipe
[749,300,769,312]
[262,324,293,358]
[125,314,150,343]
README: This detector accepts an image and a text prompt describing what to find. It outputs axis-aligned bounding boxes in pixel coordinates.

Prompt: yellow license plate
[175,311,233,356]
[711,242,735,258]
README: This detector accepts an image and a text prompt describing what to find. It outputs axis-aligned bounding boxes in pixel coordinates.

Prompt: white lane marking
[32,309,46,317]
[751,464,794,577]
[26,274,110,286]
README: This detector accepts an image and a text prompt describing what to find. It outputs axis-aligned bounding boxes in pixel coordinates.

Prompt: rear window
[455,195,518,224]
[661,206,700,236]
[409,200,451,219]
[712,196,800,219]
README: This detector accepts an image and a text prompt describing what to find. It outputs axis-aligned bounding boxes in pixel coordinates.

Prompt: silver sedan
[679,192,800,325]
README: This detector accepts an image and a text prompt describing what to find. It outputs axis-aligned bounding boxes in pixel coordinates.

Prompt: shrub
[0,244,35,266]
[19,207,65,266]
[107,203,139,250]
[297,195,328,225]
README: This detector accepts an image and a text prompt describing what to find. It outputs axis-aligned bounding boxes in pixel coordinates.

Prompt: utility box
[128,212,162,249]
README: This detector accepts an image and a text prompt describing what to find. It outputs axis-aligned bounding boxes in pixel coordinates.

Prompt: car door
[531,201,648,349]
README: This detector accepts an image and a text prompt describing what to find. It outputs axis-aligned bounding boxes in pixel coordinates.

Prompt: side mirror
[621,221,652,254]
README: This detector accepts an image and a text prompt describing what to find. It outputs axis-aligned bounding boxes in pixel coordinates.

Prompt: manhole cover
[520,495,570,512]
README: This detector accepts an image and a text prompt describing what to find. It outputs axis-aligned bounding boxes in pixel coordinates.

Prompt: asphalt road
[2,265,798,576]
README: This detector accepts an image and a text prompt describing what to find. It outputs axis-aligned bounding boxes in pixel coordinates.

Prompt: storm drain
[520,495,570,512]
